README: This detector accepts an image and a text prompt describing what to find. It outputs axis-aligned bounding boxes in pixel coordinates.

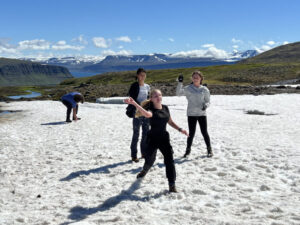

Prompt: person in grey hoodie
[176,71,213,157]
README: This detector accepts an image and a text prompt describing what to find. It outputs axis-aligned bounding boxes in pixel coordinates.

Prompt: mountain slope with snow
[23,50,259,76]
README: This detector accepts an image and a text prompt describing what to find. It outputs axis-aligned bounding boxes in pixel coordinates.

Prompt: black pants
[143,132,176,184]
[62,100,78,120]
[187,116,211,149]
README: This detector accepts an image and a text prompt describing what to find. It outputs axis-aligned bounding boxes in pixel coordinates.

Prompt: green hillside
[60,42,300,87]
[0,57,73,86]
[240,42,300,64]
[60,62,300,87]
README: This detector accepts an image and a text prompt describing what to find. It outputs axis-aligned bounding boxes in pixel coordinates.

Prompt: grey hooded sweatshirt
[176,82,210,116]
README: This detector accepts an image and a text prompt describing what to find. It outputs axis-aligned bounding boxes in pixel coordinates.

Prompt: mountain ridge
[0,57,73,86]
[23,50,259,76]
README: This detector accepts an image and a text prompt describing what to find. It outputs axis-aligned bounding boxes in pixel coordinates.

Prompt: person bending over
[61,92,84,122]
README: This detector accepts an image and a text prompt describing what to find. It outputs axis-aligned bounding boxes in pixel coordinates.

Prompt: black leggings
[143,132,176,184]
[187,116,211,149]
[62,100,78,120]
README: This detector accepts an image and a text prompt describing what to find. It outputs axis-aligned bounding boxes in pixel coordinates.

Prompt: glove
[202,104,208,110]
[178,74,184,82]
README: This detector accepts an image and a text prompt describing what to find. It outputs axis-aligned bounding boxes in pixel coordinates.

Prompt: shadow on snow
[60,179,167,225]
[60,160,132,181]
[59,157,192,224]
[60,157,191,181]
[41,121,68,125]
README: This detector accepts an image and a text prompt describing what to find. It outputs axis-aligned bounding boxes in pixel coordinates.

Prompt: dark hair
[74,94,84,103]
[136,68,146,75]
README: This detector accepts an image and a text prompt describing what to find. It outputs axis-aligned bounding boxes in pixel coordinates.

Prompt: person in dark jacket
[126,68,150,162]
[125,89,188,192]
[61,92,84,122]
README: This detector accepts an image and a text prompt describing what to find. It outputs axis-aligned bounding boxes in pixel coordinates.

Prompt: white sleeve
[176,82,185,96]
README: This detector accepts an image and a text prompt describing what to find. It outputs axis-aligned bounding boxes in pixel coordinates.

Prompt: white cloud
[0,46,18,54]
[101,49,132,57]
[254,44,273,53]
[232,38,243,44]
[267,41,275,45]
[72,35,88,45]
[115,36,132,43]
[232,45,239,49]
[118,45,124,49]
[168,38,175,42]
[52,40,84,51]
[137,36,142,41]
[171,44,229,59]
[202,44,215,48]
[283,41,289,45]
[92,37,111,48]
[18,39,50,50]
[0,39,18,54]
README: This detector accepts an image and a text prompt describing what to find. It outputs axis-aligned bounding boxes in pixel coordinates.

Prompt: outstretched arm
[124,97,153,118]
[168,117,189,136]
[176,82,185,96]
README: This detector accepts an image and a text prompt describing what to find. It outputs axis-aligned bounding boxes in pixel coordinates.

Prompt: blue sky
[0,0,299,60]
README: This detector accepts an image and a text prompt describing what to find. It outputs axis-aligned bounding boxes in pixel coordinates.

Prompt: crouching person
[61,92,84,122]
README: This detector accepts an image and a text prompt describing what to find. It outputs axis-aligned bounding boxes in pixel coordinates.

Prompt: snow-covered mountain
[22,50,259,77]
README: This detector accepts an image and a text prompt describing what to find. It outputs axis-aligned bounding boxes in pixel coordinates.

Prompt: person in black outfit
[124,89,188,193]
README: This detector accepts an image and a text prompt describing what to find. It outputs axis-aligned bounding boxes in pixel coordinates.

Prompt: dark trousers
[62,100,78,120]
[143,132,176,185]
[187,116,211,150]
[130,117,149,158]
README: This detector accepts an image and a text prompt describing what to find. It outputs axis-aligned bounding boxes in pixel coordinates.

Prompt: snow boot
[183,147,191,158]
[132,157,139,163]
[136,170,147,179]
[169,184,178,193]
[207,146,213,158]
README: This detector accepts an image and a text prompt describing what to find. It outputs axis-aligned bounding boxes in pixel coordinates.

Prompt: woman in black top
[125,89,188,192]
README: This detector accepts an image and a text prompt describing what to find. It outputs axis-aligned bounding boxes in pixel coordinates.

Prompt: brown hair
[192,70,204,84]
[74,94,84,103]
[149,89,161,98]
[139,89,161,112]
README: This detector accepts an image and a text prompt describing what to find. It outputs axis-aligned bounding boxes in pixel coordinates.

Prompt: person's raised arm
[176,74,185,96]
[168,117,189,136]
[124,97,153,118]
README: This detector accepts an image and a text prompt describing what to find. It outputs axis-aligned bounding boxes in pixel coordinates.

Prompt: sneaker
[137,170,147,179]
[207,147,213,158]
[66,119,72,123]
[132,157,139,163]
[169,184,178,193]
[183,148,191,158]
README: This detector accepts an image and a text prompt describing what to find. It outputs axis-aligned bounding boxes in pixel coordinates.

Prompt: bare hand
[181,129,189,137]
[124,97,136,105]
